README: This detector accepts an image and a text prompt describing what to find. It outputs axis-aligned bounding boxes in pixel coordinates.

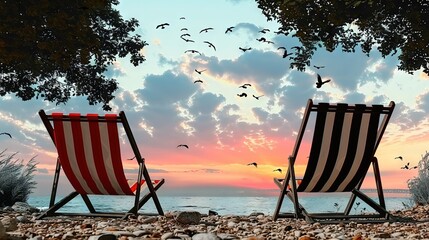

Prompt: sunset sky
[1,0,429,197]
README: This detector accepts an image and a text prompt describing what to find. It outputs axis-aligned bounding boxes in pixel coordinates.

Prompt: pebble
[1,204,429,239]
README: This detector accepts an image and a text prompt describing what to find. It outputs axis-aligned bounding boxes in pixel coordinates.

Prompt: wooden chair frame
[273,99,396,223]
[37,110,164,219]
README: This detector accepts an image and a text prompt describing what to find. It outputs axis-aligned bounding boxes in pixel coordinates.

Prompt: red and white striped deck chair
[37,110,164,219]
[273,99,396,223]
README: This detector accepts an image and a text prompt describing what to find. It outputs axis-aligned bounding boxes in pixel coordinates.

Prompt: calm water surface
[28,191,413,216]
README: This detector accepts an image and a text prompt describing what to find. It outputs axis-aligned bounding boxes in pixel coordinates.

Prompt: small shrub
[0,150,38,207]
[408,151,429,205]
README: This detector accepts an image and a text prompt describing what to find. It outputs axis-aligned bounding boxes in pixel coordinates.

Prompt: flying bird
[180,28,188,31]
[239,47,252,52]
[259,28,270,34]
[225,26,235,33]
[185,50,201,55]
[180,33,191,38]
[253,95,264,100]
[177,144,189,149]
[239,83,252,89]
[156,23,169,29]
[314,65,325,69]
[204,41,216,51]
[179,17,186,20]
[195,69,206,74]
[316,74,331,88]
[265,40,275,44]
[199,27,214,33]
[274,27,287,35]
[237,93,248,97]
[278,47,292,58]
[401,162,410,169]
[395,156,403,160]
[273,168,282,173]
[247,162,257,168]
[291,46,303,51]
[194,79,203,83]
[0,132,12,138]
[400,162,417,170]
[182,38,195,43]
[256,37,267,42]
[274,29,286,35]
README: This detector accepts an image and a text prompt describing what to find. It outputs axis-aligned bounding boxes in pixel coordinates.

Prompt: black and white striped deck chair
[273,99,396,223]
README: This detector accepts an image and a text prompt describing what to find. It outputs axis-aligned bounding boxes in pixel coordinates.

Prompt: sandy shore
[1,204,429,240]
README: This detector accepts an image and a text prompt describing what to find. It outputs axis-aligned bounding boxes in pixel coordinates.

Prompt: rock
[62,231,76,239]
[140,216,158,224]
[227,221,236,228]
[88,233,117,240]
[192,233,220,240]
[352,233,362,240]
[1,216,18,231]
[28,236,43,240]
[161,232,174,239]
[133,229,151,237]
[390,232,403,238]
[208,210,218,216]
[3,206,14,211]
[16,215,29,223]
[372,232,391,238]
[249,212,264,217]
[11,202,40,213]
[175,211,201,225]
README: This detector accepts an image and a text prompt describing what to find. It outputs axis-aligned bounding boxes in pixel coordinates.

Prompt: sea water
[28,190,413,216]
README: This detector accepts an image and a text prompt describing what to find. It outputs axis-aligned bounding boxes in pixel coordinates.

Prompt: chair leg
[143,168,164,215]
[353,189,389,217]
[128,178,165,215]
[81,194,96,213]
[49,160,62,208]
[37,191,79,219]
[273,171,291,220]
[372,157,386,208]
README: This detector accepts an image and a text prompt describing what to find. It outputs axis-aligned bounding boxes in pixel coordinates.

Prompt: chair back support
[51,113,134,195]
[297,102,394,192]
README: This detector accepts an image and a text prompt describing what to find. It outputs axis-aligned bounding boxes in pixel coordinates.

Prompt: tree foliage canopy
[256,0,429,74]
[0,0,147,110]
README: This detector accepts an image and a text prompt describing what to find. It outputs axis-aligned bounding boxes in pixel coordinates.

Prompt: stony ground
[1,203,429,240]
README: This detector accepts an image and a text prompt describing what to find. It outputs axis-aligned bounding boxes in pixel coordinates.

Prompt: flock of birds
[395,156,419,170]
[156,18,427,176]
[155,19,332,90]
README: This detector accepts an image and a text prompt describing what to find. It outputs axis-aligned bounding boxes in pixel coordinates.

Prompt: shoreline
[1,204,429,239]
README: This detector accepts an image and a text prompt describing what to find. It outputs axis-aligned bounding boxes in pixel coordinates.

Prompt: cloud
[123,168,169,174]
[104,61,126,78]
[158,54,179,67]
[233,22,260,37]
[191,50,290,97]
[184,168,222,174]
[416,90,429,113]
[137,71,196,106]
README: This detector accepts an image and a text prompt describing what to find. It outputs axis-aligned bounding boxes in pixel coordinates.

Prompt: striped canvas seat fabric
[273,99,395,222]
[297,103,384,192]
[52,113,135,195]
